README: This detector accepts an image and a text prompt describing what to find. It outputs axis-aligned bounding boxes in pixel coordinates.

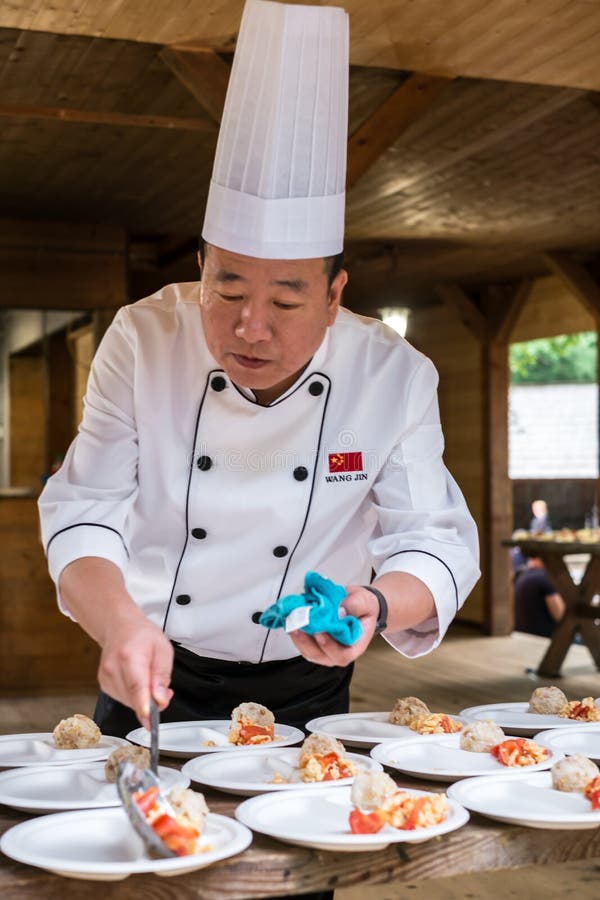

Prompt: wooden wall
[9,354,45,491]
[0,497,99,691]
[408,305,486,625]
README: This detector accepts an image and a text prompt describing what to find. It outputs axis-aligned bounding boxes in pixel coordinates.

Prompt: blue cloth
[259,571,363,646]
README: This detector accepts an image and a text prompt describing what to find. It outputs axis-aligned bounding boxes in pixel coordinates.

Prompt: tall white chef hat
[202,0,349,260]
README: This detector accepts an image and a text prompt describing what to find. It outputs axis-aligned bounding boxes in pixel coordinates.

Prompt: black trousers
[94,645,350,900]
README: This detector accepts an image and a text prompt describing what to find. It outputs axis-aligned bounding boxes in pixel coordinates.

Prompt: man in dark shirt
[514,554,565,638]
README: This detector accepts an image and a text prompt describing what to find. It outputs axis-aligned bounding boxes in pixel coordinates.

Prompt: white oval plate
[0,733,129,768]
[447,771,600,829]
[535,725,600,762]
[305,712,464,749]
[460,702,600,736]
[182,747,382,796]
[0,807,252,880]
[235,786,468,852]
[0,761,189,813]
[126,720,304,758]
[370,733,556,782]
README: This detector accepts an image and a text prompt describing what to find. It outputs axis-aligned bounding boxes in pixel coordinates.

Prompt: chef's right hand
[98,611,174,729]
[58,557,175,729]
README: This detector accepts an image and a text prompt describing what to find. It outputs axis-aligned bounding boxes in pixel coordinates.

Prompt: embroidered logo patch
[328,452,363,473]
[325,452,367,482]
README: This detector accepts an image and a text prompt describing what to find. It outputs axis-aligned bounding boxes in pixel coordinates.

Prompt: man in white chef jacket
[38,1,480,741]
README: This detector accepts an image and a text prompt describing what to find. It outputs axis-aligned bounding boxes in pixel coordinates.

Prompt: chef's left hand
[289,585,379,667]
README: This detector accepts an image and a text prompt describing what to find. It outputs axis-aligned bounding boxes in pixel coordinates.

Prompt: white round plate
[460,702,600,736]
[305,712,464,749]
[182,747,382,796]
[0,733,129,768]
[0,806,252,880]
[126,720,304,758]
[447,771,600,829]
[235,786,469,852]
[535,725,600,762]
[0,761,189,813]
[370,733,556,782]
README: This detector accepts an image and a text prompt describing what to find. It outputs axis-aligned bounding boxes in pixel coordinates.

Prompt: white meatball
[389,696,430,726]
[528,686,568,715]
[53,714,101,749]
[104,745,151,783]
[350,770,398,810]
[460,720,505,753]
[551,754,599,792]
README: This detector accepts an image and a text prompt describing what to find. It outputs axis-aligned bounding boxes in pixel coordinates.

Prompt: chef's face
[199,244,347,404]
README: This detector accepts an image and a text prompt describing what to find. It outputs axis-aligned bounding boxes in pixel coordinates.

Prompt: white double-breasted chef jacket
[38,282,480,664]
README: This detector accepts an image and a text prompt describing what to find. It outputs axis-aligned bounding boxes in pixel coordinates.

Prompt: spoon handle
[150,698,159,775]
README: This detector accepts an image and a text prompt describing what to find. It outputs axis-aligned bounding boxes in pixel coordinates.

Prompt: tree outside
[510,332,597,385]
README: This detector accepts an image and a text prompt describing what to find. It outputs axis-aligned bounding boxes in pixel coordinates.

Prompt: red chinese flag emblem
[328,452,363,473]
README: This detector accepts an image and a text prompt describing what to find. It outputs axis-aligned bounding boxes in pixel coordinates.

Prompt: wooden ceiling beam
[346,73,453,190]
[434,283,487,343]
[159,47,231,126]
[542,251,600,322]
[0,102,214,132]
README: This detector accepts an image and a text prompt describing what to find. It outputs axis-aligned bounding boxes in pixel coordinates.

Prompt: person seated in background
[513,550,565,638]
[530,498,552,535]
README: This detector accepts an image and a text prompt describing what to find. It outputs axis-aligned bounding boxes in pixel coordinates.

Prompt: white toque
[202,0,349,260]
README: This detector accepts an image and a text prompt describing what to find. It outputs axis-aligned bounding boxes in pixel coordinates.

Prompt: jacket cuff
[376,550,457,658]
[47,524,129,618]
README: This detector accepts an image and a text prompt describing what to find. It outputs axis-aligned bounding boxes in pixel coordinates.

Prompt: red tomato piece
[348,809,384,834]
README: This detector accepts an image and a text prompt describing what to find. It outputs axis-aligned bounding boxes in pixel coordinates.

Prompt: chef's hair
[197,238,344,289]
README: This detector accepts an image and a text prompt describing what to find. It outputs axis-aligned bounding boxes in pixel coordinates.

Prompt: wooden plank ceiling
[0,0,599,312]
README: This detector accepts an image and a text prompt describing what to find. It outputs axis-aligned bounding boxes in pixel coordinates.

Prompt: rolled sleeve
[368,357,480,657]
[47,524,129,617]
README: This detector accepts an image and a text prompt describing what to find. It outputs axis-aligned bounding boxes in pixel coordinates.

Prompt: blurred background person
[513,550,565,638]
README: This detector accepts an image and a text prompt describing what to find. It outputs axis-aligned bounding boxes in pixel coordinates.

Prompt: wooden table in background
[504,538,600,677]
[2,775,600,899]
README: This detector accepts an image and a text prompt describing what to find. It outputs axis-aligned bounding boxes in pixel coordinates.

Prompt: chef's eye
[219,293,243,301]
[274,301,301,310]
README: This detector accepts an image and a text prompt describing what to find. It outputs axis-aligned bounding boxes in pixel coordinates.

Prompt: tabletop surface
[2,768,600,899]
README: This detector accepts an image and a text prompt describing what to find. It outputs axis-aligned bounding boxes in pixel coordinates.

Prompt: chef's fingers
[288,630,333,666]
[150,643,175,712]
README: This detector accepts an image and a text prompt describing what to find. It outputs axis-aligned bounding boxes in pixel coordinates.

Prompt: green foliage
[509,331,597,384]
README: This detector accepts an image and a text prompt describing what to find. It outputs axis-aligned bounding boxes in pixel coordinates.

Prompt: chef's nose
[234,299,272,342]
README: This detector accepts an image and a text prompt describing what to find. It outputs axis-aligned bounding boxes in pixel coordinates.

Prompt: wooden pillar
[436,281,532,635]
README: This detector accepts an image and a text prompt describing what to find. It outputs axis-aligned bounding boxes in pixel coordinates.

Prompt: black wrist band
[362,585,388,634]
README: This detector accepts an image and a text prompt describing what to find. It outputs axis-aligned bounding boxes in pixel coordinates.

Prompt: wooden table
[504,538,600,677]
[2,771,600,899]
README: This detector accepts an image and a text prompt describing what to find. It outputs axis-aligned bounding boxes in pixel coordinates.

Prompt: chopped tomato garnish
[239,723,274,743]
[348,809,385,834]
[152,812,199,856]
[585,776,600,810]
[133,785,159,816]
[402,796,429,831]
[491,738,527,766]
[569,703,584,720]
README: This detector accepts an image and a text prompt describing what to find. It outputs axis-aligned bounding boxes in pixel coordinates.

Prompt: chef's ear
[327,268,348,322]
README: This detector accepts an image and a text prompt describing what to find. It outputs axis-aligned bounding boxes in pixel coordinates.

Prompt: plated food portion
[307,697,463,748]
[461,688,600,735]
[182,733,382,796]
[447,754,600,829]
[371,724,554,783]
[0,806,253,880]
[126,706,304,758]
[235,777,469,852]
[348,771,449,834]
[0,727,128,768]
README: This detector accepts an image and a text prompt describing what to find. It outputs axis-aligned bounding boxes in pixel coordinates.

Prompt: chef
[38,0,480,741]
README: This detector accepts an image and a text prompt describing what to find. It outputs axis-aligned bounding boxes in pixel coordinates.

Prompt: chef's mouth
[232,353,270,369]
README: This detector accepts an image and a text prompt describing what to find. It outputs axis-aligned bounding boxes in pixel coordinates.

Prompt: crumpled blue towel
[259,571,363,646]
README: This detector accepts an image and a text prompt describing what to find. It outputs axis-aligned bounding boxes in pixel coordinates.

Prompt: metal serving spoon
[116,761,176,858]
